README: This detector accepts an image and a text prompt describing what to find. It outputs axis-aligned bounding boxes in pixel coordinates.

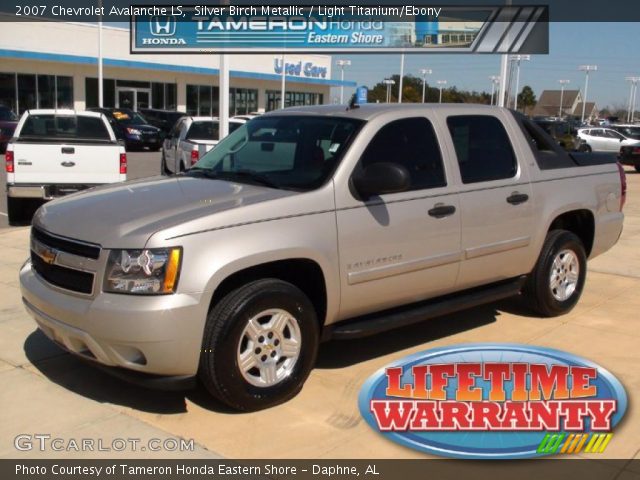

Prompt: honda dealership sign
[131,5,548,54]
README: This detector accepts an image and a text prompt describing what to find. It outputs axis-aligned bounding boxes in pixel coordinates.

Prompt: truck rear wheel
[199,278,319,411]
[523,230,587,317]
[7,197,26,226]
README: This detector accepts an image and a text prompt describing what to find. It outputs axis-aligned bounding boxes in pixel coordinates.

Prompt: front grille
[31,251,94,294]
[32,227,100,259]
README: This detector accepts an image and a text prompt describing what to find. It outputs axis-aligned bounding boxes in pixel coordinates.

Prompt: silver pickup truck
[19,104,625,411]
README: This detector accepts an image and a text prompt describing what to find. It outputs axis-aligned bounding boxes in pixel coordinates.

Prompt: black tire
[199,279,319,411]
[582,144,592,153]
[7,196,25,226]
[523,230,587,317]
[634,165,640,173]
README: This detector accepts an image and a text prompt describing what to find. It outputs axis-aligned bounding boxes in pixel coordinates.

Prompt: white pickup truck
[5,110,127,225]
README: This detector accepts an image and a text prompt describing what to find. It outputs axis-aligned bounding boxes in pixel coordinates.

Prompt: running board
[325,276,527,341]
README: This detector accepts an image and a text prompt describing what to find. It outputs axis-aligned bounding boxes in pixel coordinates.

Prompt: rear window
[19,115,111,140]
[446,115,517,184]
[186,121,219,140]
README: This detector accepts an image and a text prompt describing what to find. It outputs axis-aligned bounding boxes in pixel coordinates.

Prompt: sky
[329,23,640,110]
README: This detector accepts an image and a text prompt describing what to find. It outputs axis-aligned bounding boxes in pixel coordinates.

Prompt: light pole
[558,79,570,118]
[398,54,405,103]
[511,54,530,111]
[625,77,640,122]
[437,80,447,103]
[336,59,351,104]
[420,68,432,103]
[279,54,286,109]
[383,79,395,103]
[489,75,500,105]
[579,65,597,124]
[98,0,103,107]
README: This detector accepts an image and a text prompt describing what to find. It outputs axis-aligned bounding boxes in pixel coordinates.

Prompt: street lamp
[383,78,396,103]
[510,54,530,111]
[398,54,405,103]
[420,68,432,103]
[489,75,500,105]
[558,79,570,118]
[336,59,351,104]
[437,80,447,103]
[579,65,597,124]
[625,76,640,122]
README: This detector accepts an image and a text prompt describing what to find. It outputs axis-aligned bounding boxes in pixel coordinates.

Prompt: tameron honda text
[359,344,627,459]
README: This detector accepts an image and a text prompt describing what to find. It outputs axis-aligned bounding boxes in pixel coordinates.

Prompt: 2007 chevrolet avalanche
[19,104,625,411]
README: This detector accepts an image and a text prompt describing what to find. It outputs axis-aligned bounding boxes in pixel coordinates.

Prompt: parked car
[610,124,640,140]
[5,109,126,225]
[577,127,640,153]
[139,108,186,137]
[532,119,579,151]
[20,105,625,411]
[0,106,19,153]
[618,145,640,172]
[88,107,162,151]
[162,116,245,174]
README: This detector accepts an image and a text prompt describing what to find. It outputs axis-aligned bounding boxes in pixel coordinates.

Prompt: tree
[517,85,537,115]
[367,74,492,104]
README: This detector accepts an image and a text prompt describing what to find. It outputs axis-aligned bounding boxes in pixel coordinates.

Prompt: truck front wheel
[523,230,587,317]
[199,278,319,411]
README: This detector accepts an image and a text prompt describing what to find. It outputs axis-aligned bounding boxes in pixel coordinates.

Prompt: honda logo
[149,16,176,36]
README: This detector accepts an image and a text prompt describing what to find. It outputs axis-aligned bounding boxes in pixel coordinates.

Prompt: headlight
[126,127,142,136]
[104,248,182,295]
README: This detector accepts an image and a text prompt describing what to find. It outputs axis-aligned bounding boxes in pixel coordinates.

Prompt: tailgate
[12,142,123,184]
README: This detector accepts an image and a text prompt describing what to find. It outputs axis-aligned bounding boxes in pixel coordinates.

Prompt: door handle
[507,192,529,205]
[60,161,76,167]
[428,203,456,218]
[61,147,75,154]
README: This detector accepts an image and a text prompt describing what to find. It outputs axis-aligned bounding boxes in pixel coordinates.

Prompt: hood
[33,176,295,247]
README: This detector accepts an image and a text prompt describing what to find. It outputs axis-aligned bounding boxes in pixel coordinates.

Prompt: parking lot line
[0,212,7,216]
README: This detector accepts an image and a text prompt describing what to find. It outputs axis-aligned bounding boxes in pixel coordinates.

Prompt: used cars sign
[358,343,627,459]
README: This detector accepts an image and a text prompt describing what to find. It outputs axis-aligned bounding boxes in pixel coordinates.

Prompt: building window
[229,88,258,116]
[265,90,324,111]
[56,76,73,108]
[0,73,17,111]
[17,74,36,113]
[0,73,76,113]
[37,75,55,109]
[85,78,115,108]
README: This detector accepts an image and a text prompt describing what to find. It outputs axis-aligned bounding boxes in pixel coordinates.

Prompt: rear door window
[446,115,517,184]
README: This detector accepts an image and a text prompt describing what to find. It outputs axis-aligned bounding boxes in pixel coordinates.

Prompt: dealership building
[0,20,354,115]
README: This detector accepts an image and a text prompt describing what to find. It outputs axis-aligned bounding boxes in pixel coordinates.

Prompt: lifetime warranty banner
[129,5,549,54]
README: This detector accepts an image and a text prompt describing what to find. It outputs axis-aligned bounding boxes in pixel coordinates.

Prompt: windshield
[186,121,219,140]
[0,108,17,121]
[112,110,148,126]
[613,126,640,140]
[190,115,363,191]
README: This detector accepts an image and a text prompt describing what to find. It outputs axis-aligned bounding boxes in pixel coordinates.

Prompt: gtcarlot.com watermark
[14,434,195,453]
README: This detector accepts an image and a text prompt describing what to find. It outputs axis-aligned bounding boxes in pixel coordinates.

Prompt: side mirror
[352,162,411,200]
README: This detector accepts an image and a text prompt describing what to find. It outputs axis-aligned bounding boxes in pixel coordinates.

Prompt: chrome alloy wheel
[236,309,302,388]
[549,249,580,302]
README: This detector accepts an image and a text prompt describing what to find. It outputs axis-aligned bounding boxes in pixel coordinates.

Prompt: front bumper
[126,136,162,150]
[20,260,208,377]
